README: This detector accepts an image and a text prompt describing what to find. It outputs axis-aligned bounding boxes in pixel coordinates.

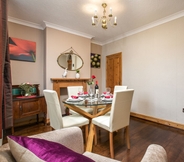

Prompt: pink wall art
[9,37,36,62]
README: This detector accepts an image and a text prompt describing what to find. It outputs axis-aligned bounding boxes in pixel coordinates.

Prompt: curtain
[0,0,13,139]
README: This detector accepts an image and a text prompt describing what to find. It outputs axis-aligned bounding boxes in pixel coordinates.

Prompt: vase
[24,92,32,97]
[75,73,80,78]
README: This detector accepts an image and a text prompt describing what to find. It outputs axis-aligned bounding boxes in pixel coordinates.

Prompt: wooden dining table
[63,97,112,152]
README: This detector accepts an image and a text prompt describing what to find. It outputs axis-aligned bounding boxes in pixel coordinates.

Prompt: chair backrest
[67,86,83,97]
[43,90,63,129]
[113,85,128,93]
[109,89,134,132]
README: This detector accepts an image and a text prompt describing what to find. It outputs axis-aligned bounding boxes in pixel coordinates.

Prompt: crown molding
[43,21,93,39]
[103,10,184,45]
[8,16,93,40]
[8,16,44,30]
[91,39,103,46]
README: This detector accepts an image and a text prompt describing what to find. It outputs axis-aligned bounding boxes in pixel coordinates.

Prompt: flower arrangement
[19,82,34,96]
[87,75,96,85]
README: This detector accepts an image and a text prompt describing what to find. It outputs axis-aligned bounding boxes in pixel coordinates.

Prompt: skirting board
[130,112,184,131]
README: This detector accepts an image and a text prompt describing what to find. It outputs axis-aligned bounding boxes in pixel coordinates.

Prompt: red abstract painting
[9,37,36,62]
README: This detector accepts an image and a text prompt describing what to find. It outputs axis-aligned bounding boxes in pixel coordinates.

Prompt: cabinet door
[39,97,47,112]
[19,99,41,118]
[13,101,20,119]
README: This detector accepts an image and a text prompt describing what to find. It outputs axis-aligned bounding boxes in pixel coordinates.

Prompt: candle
[114,16,117,23]
[110,7,112,14]
[92,17,95,24]
[95,9,97,16]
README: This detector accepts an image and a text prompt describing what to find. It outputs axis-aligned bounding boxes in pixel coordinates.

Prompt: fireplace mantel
[51,78,89,98]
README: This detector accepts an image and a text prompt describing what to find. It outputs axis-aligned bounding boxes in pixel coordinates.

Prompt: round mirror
[57,50,84,71]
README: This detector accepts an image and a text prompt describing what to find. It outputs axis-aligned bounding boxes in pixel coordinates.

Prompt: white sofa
[0,127,167,162]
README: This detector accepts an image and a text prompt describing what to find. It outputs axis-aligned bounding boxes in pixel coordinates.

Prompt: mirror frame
[57,51,84,71]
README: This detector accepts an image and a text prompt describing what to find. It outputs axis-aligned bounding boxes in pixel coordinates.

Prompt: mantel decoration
[75,69,80,78]
[62,68,68,78]
[19,82,34,96]
[91,3,117,29]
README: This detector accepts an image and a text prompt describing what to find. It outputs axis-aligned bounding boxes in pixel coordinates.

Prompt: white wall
[102,17,184,124]
[91,43,102,93]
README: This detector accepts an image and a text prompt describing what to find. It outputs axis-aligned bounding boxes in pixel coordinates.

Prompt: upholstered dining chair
[103,85,128,115]
[67,86,93,114]
[92,89,134,158]
[43,89,89,141]
[113,85,128,92]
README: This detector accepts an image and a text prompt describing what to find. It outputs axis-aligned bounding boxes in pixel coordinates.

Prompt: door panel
[106,53,122,93]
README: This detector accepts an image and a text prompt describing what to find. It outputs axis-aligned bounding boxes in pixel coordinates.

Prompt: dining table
[63,96,113,152]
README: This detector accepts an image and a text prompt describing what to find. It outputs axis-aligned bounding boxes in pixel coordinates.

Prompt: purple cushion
[8,135,94,162]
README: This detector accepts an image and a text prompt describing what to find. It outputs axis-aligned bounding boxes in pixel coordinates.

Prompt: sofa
[0,127,167,162]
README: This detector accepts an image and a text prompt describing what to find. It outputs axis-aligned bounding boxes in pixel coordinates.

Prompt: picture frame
[91,53,101,68]
[9,37,36,62]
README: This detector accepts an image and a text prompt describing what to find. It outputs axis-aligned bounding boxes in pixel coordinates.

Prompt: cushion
[8,135,94,162]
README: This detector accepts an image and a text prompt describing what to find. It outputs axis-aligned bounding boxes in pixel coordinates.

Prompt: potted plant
[76,69,80,78]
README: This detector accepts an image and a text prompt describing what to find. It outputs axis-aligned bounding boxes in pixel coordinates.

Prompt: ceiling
[8,0,184,45]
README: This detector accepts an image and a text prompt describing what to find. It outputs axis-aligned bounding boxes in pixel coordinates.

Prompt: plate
[101,97,113,102]
[66,97,83,102]
[78,94,88,97]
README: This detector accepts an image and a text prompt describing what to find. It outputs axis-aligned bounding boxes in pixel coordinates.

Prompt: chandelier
[92,3,117,29]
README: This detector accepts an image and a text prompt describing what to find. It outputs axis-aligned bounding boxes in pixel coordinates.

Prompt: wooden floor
[3,116,184,162]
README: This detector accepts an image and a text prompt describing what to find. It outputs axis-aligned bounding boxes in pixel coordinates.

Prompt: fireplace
[50,78,89,99]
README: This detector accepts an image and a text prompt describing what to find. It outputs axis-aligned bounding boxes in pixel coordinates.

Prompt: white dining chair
[113,85,128,92]
[43,89,89,141]
[103,85,128,115]
[67,86,93,114]
[92,89,134,158]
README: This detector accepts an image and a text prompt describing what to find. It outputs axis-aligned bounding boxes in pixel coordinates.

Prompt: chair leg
[125,126,130,149]
[109,132,114,159]
[94,125,97,145]
[85,125,89,143]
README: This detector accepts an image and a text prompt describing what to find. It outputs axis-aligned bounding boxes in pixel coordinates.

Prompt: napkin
[105,95,111,98]
[78,92,83,95]
[84,92,88,94]
[71,95,78,99]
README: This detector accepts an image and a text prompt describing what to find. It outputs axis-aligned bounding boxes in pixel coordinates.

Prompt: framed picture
[9,37,36,62]
[91,53,101,68]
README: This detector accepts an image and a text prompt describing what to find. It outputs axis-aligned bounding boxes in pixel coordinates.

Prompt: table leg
[86,122,95,152]
[92,106,98,115]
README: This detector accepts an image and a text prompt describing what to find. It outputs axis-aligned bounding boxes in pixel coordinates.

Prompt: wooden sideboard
[50,78,89,99]
[12,84,47,134]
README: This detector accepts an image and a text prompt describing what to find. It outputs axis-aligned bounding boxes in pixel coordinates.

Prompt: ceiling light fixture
[92,3,117,29]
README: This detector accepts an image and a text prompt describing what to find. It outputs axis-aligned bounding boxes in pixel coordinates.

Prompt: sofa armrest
[0,143,16,162]
[31,127,84,154]
[141,144,167,162]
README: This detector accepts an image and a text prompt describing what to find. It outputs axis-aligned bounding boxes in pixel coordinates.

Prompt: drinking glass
[89,88,94,101]
[78,87,83,95]
[106,87,111,95]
